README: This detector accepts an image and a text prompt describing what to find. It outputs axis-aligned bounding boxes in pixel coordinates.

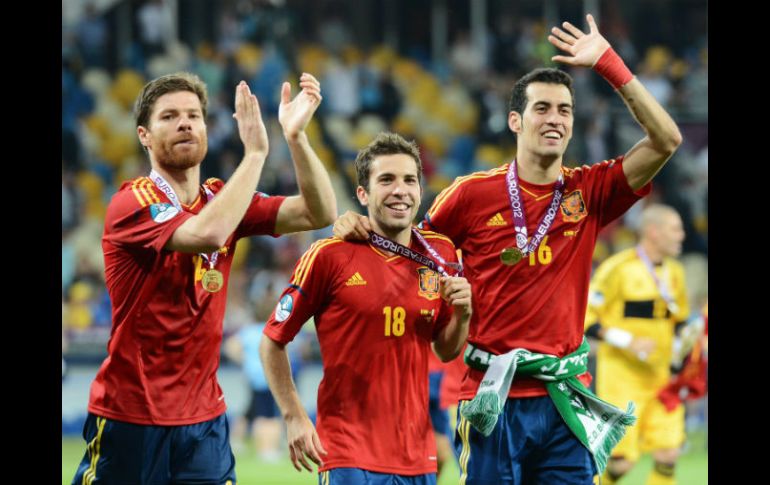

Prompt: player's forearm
[259,335,308,421]
[433,313,470,362]
[617,79,682,155]
[616,79,682,189]
[285,131,337,228]
[168,153,266,252]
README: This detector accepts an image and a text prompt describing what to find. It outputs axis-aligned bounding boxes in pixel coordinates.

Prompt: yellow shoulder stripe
[131,177,159,207]
[291,238,343,288]
[427,166,506,218]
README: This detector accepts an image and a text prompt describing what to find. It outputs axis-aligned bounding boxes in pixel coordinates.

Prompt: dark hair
[508,68,575,114]
[355,132,423,192]
[134,72,208,128]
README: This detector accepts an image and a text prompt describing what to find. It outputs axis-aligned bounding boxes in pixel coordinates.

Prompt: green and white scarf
[461,339,636,473]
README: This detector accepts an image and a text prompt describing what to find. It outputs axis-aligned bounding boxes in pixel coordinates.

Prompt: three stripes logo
[346,272,367,286]
[486,213,507,226]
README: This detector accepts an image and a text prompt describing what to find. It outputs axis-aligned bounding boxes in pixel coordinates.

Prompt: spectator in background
[76,3,109,69]
[223,301,283,462]
[136,0,173,60]
[427,352,455,480]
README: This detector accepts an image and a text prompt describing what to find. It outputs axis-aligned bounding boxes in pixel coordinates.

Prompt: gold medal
[202,269,224,293]
[500,247,523,266]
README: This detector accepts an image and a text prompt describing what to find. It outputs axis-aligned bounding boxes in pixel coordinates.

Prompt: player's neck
[639,240,664,264]
[370,218,412,250]
[516,155,562,185]
[150,163,201,205]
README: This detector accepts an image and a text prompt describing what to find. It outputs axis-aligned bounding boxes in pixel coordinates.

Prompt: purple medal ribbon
[506,160,565,256]
[368,227,463,277]
[635,245,678,315]
[149,170,220,269]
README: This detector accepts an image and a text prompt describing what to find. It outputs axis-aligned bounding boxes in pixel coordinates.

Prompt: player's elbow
[439,349,461,362]
[658,128,683,157]
[167,223,227,254]
[308,201,338,229]
[197,228,229,252]
[434,342,462,362]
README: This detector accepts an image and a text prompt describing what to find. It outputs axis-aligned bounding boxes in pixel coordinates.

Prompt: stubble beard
[155,139,208,171]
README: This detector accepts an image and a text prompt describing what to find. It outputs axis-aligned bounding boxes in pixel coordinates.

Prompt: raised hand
[548,14,611,68]
[279,72,323,139]
[232,81,268,158]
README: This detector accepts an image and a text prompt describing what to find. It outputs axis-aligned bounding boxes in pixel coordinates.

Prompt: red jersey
[264,230,457,475]
[89,176,284,425]
[428,349,447,374]
[423,158,649,399]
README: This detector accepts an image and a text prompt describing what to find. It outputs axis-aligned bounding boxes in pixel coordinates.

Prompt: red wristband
[593,47,633,89]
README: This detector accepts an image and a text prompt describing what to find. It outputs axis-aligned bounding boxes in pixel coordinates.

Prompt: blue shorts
[454,396,597,485]
[429,371,449,436]
[71,413,236,485]
[319,468,436,485]
[244,388,279,421]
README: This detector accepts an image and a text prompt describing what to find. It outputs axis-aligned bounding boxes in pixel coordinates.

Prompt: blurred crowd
[62,0,707,362]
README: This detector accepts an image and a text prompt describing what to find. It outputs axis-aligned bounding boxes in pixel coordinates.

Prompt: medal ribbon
[635,245,678,314]
[368,227,462,277]
[149,170,220,269]
[506,160,565,255]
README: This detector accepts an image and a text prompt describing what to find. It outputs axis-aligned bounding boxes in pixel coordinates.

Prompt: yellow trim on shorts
[457,401,472,485]
[82,416,107,485]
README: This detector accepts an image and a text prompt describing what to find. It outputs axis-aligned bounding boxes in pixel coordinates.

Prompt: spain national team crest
[561,190,587,223]
[417,267,440,301]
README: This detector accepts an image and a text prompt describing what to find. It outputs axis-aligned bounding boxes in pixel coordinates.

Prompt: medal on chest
[501,160,564,267]
[202,267,224,293]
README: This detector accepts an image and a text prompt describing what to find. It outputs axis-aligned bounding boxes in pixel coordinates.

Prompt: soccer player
[260,132,472,485]
[71,71,337,484]
[333,14,682,484]
[585,204,692,485]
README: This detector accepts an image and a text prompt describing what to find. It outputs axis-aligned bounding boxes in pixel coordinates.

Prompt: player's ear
[508,111,522,134]
[356,186,368,207]
[137,125,152,149]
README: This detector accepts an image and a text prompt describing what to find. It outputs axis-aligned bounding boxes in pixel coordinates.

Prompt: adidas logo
[486,213,507,226]
[345,272,367,286]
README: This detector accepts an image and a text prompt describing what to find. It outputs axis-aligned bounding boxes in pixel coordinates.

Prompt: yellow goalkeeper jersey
[586,247,690,392]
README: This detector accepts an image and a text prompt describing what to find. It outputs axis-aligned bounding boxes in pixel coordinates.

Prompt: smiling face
[357,153,422,238]
[508,82,574,162]
[137,90,208,170]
